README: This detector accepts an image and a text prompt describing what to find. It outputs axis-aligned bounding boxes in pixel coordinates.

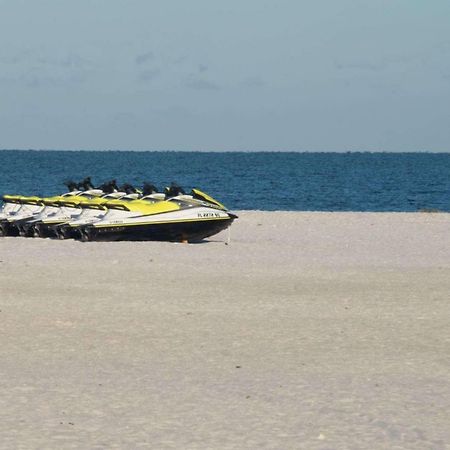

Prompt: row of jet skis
[0,178,237,242]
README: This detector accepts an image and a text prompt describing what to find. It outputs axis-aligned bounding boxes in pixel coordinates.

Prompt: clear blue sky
[1,0,449,151]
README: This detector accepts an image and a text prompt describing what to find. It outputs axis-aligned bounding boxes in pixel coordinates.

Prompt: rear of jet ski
[19,202,62,237]
[37,190,105,237]
[6,198,45,231]
[9,191,82,237]
[0,196,45,236]
[58,192,140,239]
[53,193,124,239]
[21,197,75,237]
[0,196,20,235]
[0,195,24,220]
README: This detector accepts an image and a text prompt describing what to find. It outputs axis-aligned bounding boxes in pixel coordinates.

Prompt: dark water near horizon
[1,150,450,211]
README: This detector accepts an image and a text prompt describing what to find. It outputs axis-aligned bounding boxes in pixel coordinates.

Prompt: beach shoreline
[1,211,449,449]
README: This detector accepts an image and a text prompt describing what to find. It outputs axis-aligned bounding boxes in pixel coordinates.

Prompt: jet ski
[30,189,107,238]
[76,184,237,242]
[25,179,122,238]
[0,183,86,236]
[0,195,47,236]
[0,195,31,220]
[53,189,141,239]
[1,177,107,237]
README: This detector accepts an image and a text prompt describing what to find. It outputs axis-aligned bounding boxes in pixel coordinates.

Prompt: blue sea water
[1,150,450,211]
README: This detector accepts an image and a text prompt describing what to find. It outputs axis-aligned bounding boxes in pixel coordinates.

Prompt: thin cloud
[135,51,155,65]
[334,61,386,72]
[0,49,34,65]
[8,67,88,89]
[334,53,429,72]
[241,76,265,88]
[36,53,91,69]
[184,75,220,90]
[0,55,23,65]
[139,69,161,82]
[112,112,137,123]
[0,50,92,69]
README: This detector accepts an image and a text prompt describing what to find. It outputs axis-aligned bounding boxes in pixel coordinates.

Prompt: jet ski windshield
[191,189,227,210]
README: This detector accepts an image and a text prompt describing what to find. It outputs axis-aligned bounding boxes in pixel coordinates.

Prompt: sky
[0,0,449,151]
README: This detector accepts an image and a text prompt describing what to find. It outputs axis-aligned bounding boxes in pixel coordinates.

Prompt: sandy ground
[1,211,450,450]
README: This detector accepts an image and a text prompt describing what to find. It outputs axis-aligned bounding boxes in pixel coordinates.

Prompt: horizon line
[1,148,448,154]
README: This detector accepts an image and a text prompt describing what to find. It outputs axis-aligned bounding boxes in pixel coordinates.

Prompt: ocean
[1,150,450,212]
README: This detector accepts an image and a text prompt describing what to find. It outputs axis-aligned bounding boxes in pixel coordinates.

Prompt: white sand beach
[1,211,450,449]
